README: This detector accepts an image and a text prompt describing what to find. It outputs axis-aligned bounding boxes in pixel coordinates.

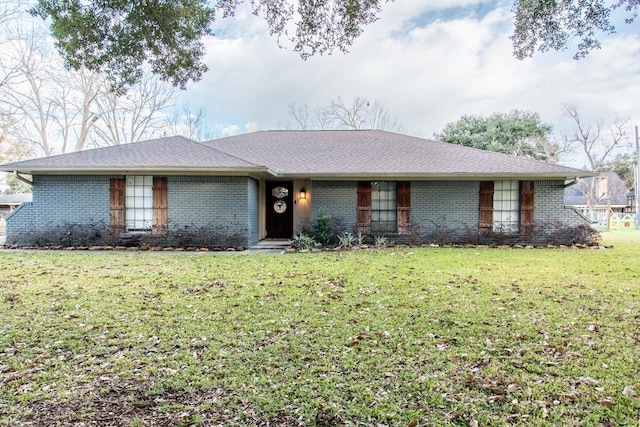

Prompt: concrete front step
[247,239,290,253]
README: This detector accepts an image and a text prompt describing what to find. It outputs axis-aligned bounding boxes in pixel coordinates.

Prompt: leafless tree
[0,115,34,189]
[1,17,178,156]
[92,73,175,146]
[287,96,405,132]
[287,103,312,130]
[0,27,61,156]
[563,105,631,220]
[168,103,209,141]
[563,105,630,171]
[319,96,404,131]
[1,3,40,89]
[0,116,34,164]
[0,23,108,156]
[0,1,21,25]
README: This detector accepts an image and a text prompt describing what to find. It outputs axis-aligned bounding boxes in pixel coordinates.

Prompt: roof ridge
[194,138,262,167]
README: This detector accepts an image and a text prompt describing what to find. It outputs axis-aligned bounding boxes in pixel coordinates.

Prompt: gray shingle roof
[565,172,630,206]
[1,130,593,179]
[0,193,32,205]
[204,130,593,179]
[0,136,261,173]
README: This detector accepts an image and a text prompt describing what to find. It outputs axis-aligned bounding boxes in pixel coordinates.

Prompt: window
[357,181,410,236]
[493,180,519,231]
[125,176,153,230]
[371,181,397,233]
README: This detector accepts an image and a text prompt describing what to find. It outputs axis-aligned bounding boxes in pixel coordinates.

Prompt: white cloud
[182,1,640,161]
[220,124,240,137]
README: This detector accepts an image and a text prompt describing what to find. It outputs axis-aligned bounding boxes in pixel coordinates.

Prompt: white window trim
[371,181,397,234]
[493,180,519,232]
[125,176,153,231]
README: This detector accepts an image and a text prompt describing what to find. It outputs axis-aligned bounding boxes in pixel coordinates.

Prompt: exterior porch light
[300,187,306,199]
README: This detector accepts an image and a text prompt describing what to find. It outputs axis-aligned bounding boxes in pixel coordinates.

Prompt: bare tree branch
[292,96,404,131]
[563,105,629,171]
[287,103,311,130]
[562,105,632,220]
[92,73,175,146]
[168,103,209,141]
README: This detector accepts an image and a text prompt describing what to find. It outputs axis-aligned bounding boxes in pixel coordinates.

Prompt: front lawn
[1,234,639,426]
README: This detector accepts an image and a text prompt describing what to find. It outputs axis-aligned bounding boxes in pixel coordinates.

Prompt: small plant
[355,231,366,246]
[461,223,479,245]
[26,220,109,247]
[337,232,356,249]
[570,224,601,245]
[310,208,333,245]
[374,235,389,247]
[430,218,453,246]
[405,221,423,246]
[289,232,317,251]
[488,224,509,246]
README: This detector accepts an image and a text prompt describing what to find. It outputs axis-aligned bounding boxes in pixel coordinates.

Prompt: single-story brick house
[0,130,596,247]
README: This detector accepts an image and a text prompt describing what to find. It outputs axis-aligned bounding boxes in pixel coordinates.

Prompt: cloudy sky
[178,0,640,166]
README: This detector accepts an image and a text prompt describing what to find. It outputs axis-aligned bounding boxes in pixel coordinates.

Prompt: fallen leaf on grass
[490,386,504,395]
[1,367,42,385]
[488,394,506,403]
[436,340,451,351]
[598,400,614,409]
[507,383,521,395]
[577,376,599,386]
[622,385,636,397]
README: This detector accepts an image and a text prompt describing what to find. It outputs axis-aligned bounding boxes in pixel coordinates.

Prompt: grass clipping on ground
[1,233,639,426]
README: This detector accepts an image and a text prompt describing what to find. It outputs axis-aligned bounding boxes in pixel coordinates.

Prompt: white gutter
[564,177,580,188]
[14,172,33,185]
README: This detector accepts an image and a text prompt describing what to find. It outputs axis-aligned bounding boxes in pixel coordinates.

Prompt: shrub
[142,222,245,249]
[289,233,318,251]
[337,232,356,249]
[538,222,600,246]
[570,224,601,245]
[27,221,109,247]
[430,217,453,245]
[374,235,389,247]
[310,208,333,245]
[405,222,423,246]
[461,224,479,245]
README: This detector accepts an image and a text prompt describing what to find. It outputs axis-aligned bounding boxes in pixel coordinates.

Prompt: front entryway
[266,181,293,238]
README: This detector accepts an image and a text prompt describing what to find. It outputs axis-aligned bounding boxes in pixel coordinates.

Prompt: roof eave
[0,166,273,176]
[277,171,597,180]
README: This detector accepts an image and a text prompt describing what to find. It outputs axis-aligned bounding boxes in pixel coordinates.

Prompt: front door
[266,181,294,238]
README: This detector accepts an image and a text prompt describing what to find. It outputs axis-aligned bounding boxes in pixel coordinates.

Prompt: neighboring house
[0,193,32,216]
[0,193,32,240]
[564,172,633,224]
[0,130,595,247]
[0,193,32,220]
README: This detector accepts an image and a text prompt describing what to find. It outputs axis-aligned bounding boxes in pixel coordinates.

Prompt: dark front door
[266,181,294,238]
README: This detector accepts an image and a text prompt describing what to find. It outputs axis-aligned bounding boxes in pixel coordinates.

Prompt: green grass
[1,233,639,426]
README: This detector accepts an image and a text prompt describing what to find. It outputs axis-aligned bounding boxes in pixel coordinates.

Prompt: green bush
[289,232,317,251]
[310,208,333,245]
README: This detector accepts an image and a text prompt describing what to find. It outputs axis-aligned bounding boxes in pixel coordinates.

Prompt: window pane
[370,181,397,234]
[493,180,519,231]
[125,175,153,230]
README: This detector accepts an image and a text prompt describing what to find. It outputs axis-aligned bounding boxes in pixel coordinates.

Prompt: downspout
[14,172,33,186]
[564,177,579,188]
